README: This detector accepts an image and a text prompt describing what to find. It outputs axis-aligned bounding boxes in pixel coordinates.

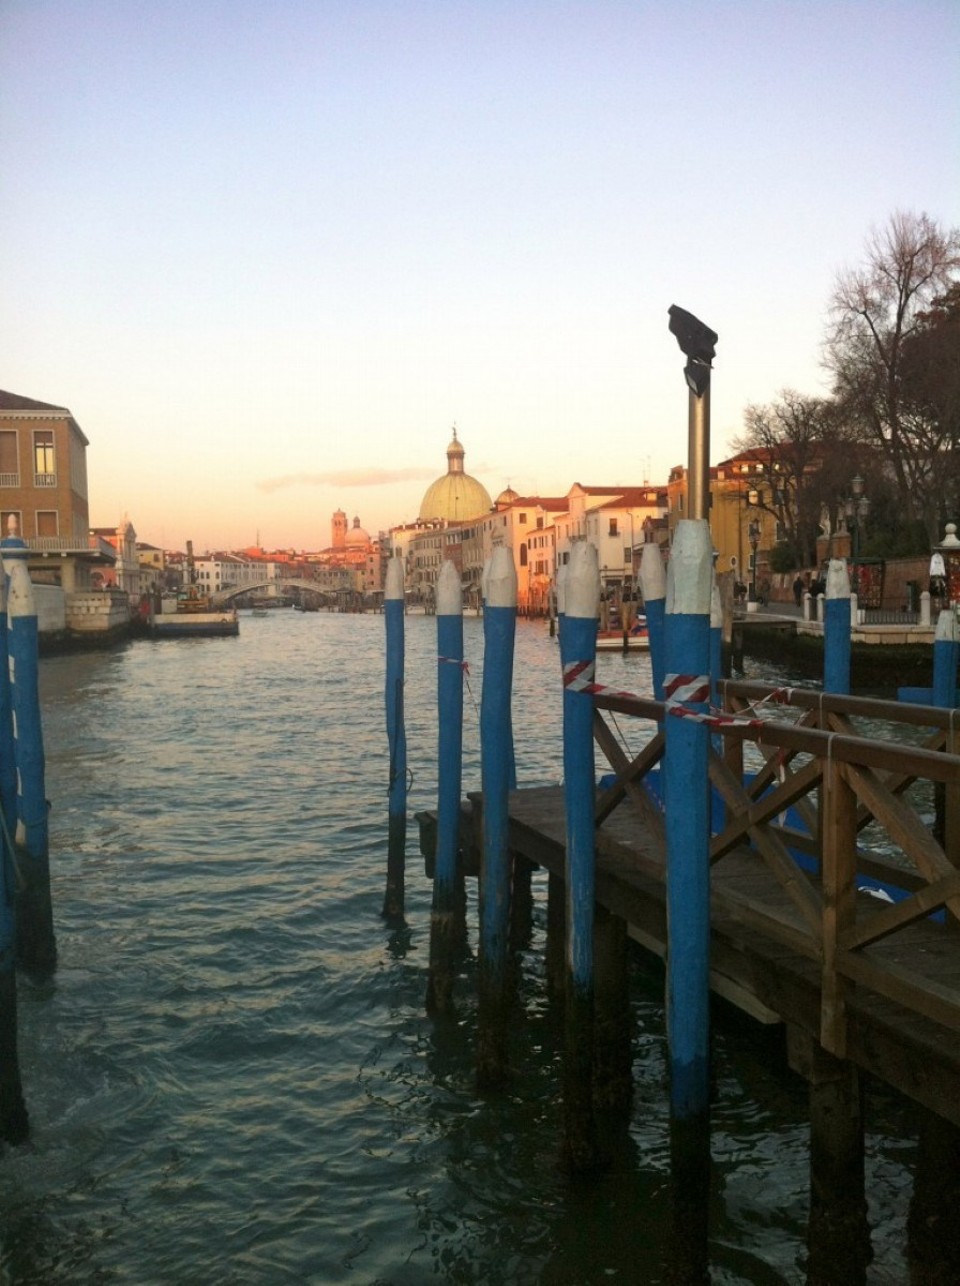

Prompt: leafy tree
[825,211,960,542]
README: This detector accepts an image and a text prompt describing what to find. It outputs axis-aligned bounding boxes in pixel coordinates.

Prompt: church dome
[418,430,493,524]
[345,516,370,545]
[495,485,519,510]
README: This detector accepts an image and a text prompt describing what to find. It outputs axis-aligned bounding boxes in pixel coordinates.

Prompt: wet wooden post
[426,561,464,1014]
[383,557,406,923]
[476,546,517,1090]
[823,558,851,695]
[663,518,713,1278]
[640,542,666,701]
[907,1110,960,1282]
[932,607,959,707]
[787,1028,871,1285]
[0,570,28,1146]
[3,535,56,977]
[709,576,722,708]
[593,904,632,1124]
[559,540,601,1169]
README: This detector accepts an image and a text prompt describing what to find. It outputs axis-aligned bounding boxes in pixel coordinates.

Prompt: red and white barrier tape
[562,660,776,731]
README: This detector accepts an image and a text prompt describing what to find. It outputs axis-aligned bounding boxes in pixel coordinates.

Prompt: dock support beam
[427,561,464,1014]
[477,547,517,1090]
[383,557,407,923]
[560,541,601,1169]
[788,1028,870,1284]
[907,1108,960,1282]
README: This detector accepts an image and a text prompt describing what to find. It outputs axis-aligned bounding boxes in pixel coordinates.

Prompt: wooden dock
[422,678,960,1126]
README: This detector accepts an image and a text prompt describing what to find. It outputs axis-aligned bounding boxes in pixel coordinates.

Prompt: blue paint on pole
[3,537,55,977]
[663,520,712,1119]
[477,547,517,1088]
[640,543,666,701]
[426,562,464,1014]
[823,559,852,695]
[560,541,601,1168]
[383,558,406,922]
[932,610,959,709]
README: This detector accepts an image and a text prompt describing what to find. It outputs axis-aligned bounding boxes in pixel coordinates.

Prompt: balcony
[0,473,20,487]
[34,473,58,488]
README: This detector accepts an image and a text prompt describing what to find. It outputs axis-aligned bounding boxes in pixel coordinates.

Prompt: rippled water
[0,611,916,1283]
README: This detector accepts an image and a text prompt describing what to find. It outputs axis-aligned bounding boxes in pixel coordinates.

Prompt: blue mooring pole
[383,557,406,923]
[3,536,55,978]
[426,561,464,1014]
[823,559,852,695]
[0,567,28,1146]
[932,608,959,709]
[640,542,666,701]
[477,546,517,1090]
[663,519,713,1257]
[559,540,601,1169]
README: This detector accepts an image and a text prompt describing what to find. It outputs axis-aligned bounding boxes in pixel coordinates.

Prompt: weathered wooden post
[0,570,28,1146]
[664,518,713,1280]
[709,575,722,708]
[932,607,959,708]
[476,546,517,1090]
[3,534,55,977]
[383,556,406,923]
[559,540,601,1168]
[823,558,851,695]
[640,541,666,701]
[426,560,464,1014]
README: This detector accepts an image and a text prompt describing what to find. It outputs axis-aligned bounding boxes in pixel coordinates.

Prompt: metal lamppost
[748,519,760,605]
[844,474,869,593]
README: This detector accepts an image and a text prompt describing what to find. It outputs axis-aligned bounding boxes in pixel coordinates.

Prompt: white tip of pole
[826,558,851,600]
[936,607,959,642]
[556,562,567,615]
[385,556,405,601]
[436,559,463,616]
[640,541,666,602]
[666,519,712,615]
[566,540,600,620]
[485,544,517,608]
[5,559,36,618]
[711,573,722,628]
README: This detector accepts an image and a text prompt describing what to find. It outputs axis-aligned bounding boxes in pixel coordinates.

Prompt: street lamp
[748,519,760,605]
[843,474,870,592]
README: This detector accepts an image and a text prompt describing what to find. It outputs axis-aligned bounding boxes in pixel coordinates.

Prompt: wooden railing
[589,680,960,1057]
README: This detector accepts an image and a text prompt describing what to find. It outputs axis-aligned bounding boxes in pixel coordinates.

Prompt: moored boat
[595,615,649,651]
[150,541,239,638]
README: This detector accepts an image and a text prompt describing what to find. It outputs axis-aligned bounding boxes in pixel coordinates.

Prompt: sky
[1,1,957,553]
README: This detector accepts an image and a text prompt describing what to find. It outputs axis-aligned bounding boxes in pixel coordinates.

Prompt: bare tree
[825,211,960,541]
[732,389,844,568]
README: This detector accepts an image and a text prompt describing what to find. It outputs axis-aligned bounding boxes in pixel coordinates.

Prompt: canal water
[2,611,915,1283]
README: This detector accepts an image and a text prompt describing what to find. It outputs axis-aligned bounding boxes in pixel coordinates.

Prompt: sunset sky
[1,1,957,552]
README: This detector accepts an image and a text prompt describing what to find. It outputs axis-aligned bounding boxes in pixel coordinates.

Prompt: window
[0,431,18,485]
[519,513,527,524]
[34,430,56,485]
[609,518,619,536]
[36,511,59,538]
[519,544,528,566]
[624,546,631,564]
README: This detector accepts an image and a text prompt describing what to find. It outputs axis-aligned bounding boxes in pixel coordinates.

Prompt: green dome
[418,431,492,523]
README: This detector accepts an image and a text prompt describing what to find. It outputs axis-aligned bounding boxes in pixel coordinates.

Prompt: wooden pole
[382,557,406,923]
[0,569,27,1145]
[640,542,666,701]
[560,540,601,1169]
[3,538,56,977]
[931,608,959,851]
[477,546,517,1090]
[663,518,712,1277]
[823,558,851,695]
[426,561,464,1014]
